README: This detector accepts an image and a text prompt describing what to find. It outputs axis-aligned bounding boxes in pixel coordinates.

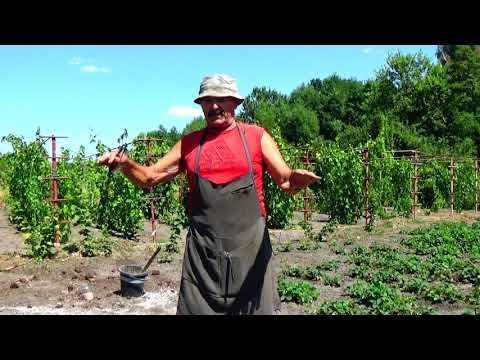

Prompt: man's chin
[207,118,227,127]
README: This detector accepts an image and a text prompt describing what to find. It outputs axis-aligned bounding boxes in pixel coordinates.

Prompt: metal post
[135,136,163,242]
[51,135,60,251]
[39,135,69,255]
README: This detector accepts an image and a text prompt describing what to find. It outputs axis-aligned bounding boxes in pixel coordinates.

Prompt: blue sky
[0,45,437,155]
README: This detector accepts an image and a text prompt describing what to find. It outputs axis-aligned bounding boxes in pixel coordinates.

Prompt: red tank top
[181,122,266,218]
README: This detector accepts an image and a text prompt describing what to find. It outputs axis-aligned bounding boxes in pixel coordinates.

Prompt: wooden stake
[363,148,370,227]
[302,147,314,222]
[475,159,478,214]
[450,157,455,216]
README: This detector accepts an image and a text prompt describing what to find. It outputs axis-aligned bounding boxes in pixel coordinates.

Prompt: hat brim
[194,95,244,105]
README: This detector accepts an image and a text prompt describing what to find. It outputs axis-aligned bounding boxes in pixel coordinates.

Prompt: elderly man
[97,74,320,315]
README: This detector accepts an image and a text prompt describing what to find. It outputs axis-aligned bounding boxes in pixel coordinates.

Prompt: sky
[0,45,438,156]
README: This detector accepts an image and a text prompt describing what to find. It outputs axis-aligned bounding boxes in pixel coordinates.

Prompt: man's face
[200,97,238,129]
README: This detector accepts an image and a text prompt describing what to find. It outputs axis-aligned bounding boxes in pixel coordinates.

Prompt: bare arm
[261,131,320,194]
[96,140,183,188]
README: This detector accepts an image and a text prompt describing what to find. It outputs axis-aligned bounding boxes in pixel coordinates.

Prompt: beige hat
[194,74,245,104]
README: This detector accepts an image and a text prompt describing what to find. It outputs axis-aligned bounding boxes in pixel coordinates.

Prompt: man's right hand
[96,148,129,172]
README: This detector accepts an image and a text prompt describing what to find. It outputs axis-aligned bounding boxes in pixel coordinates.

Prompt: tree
[182,117,206,135]
[444,45,480,155]
[238,86,287,123]
[279,102,319,145]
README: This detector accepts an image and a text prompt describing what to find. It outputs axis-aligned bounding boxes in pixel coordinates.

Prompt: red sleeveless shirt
[180,122,266,218]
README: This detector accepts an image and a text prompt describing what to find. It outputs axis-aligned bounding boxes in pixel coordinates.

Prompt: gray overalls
[176,125,275,315]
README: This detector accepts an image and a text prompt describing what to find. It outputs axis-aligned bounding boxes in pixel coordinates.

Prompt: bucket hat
[194,74,244,104]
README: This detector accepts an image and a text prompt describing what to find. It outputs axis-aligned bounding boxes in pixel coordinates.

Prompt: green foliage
[299,219,337,245]
[366,134,413,220]
[418,160,450,211]
[468,285,480,305]
[399,277,429,295]
[322,273,342,287]
[262,126,301,229]
[239,86,287,124]
[2,134,51,231]
[81,226,113,257]
[297,240,319,251]
[277,278,320,305]
[1,129,187,260]
[304,266,323,281]
[2,133,71,260]
[455,160,476,211]
[283,264,305,278]
[311,142,363,224]
[182,117,206,135]
[402,222,480,258]
[274,240,293,253]
[423,283,464,304]
[312,300,368,315]
[129,134,188,250]
[318,260,340,271]
[347,280,434,315]
[278,101,319,145]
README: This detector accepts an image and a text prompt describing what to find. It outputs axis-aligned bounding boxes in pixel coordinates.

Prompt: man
[97,74,320,315]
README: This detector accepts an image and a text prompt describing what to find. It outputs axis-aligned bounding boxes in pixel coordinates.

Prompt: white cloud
[81,65,111,73]
[168,106,203,118]
[69,56,84,65]
[362,47,374,54]
[69,57,110,73]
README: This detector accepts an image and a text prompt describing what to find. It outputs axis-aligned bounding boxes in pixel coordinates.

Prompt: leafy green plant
[322,273,342,287]
[418,160,449,211]
[283,264,305,278]
[304,266,323,281]
[318,260,340,271]
[311,300,368,315]
[467,285,480,305]
[81,226,112,257]
[263,126,301,229]
[274,241,293,253]
[311,142,363,224]
[399,277,429,295]
[347,280,434,315]
[455,160,476,211]
[297,240,318,251]
[423,283,464,304]
[277,278,320,305]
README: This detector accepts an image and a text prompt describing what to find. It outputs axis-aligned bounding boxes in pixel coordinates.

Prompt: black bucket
[119,265,148,298]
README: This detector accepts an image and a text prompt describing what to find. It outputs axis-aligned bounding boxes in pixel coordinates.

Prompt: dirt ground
[1,204,478,315]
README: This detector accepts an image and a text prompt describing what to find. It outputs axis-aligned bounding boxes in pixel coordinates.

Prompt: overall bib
[176,125,275,315]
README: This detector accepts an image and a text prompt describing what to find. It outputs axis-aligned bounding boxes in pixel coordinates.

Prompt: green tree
[183,117,206,135]
[238,86,287,123]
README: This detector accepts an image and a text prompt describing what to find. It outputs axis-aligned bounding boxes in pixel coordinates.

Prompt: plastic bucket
[119,265,148,297]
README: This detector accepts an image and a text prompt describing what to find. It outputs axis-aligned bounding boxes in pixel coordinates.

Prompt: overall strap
[236,124,254,176]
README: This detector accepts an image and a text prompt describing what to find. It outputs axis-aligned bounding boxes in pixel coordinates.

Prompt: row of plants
[278,222,480,315]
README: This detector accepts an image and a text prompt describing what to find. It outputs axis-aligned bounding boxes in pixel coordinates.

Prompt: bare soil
[1,205,478,315]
